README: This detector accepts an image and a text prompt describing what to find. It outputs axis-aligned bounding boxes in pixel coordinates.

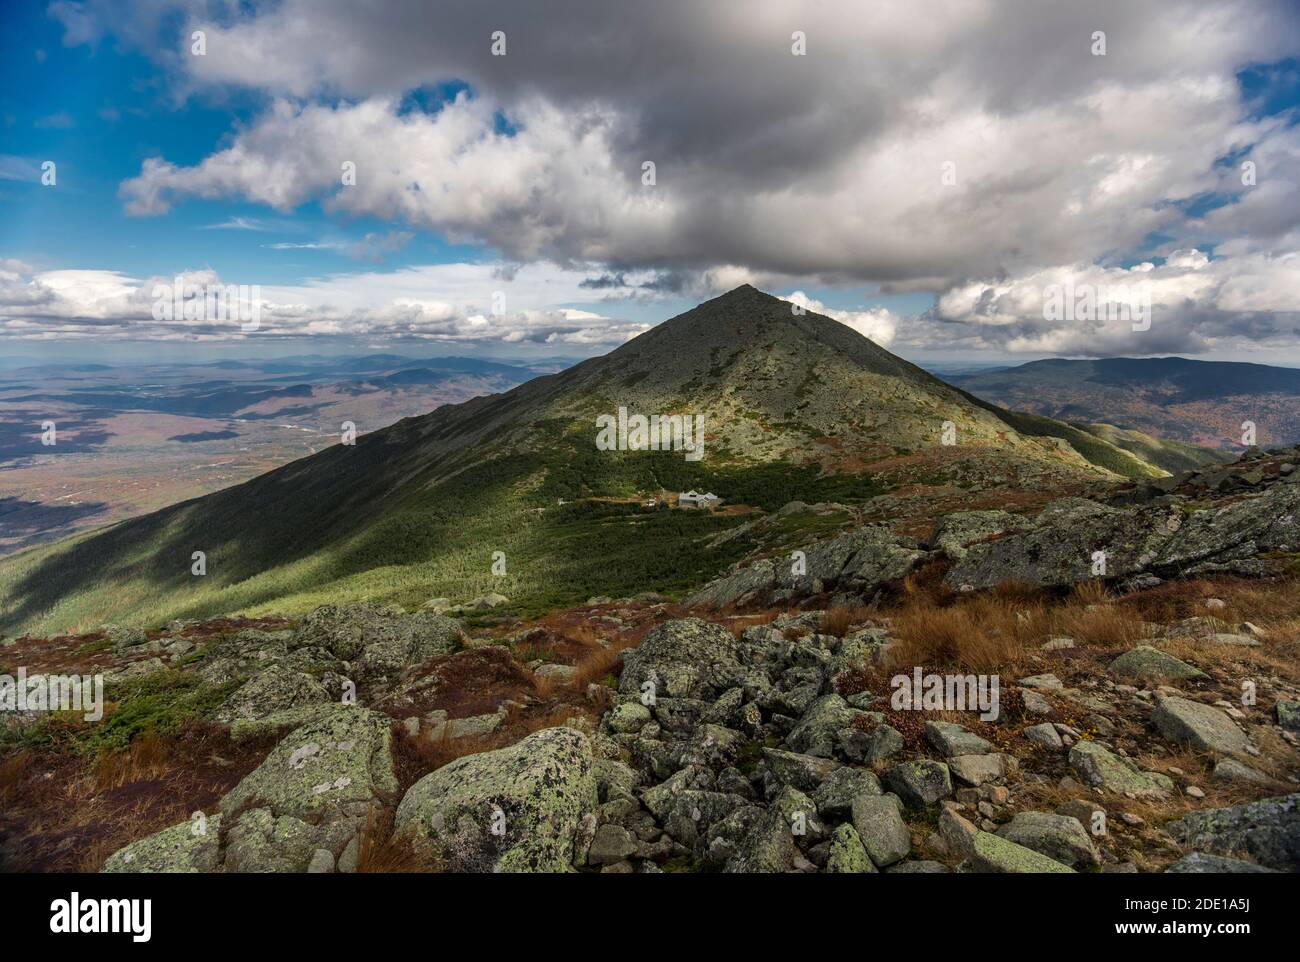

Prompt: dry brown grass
[0,724,272,872]
[991,579,1050,605]
[91,731,175,791]
[0,749,35,804]
[565,646,624,694]
[558,623,606,648]
[880,573,1158,671]
[888,594,1047,672]
[528,634,635,701]
[1056,601,1147,647]
[1070,578,1111,607]
[721,606,798,640]
[898,559,956,608]
[355,809,438,873]
[1122,573,1300,630]
[819,605,874,637]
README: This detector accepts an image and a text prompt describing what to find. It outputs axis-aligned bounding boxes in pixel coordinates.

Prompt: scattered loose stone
[851,796,911,867]
[967,831,1075,873]
[1213,758,1268,783]
[1023,723,1064,750]
[1068,741,1173,799]
[883,760,953,809]
[924,720,993,758]
[1165,853,1277,874]
[1107,646,1207,682]
[948,753,1006,787]
[995,812,1100,869]
[1017,673,1064,690]
[937,805,978,860]
[1021,690,1053,715]
[1152,696,1254,756]
[825,823,876,873]
[1041,637,1076,651]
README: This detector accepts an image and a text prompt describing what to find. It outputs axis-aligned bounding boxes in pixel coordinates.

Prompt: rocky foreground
[77,602,1299,875]
[4,447,1300,874]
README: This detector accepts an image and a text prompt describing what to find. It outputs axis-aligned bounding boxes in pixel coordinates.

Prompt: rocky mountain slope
[0,286,1171,638]
[690,445,1300,609]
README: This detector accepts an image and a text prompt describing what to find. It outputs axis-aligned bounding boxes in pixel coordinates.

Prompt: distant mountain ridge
[949,357,1300,451]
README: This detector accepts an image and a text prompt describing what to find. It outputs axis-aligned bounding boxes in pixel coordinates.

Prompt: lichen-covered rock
[214,664,330,723]
[967,830,1076,873]
[724,786,813,873]
[586,823,637,866]
[924,720,993,758]
[947,498,1181,590]
[197,628,294,686]
[1166,794,1300,871]
[929,510,1022,561]
[1213,758,1268,783]
[608,701,651,734]
[592,758,640,802]
[825,823,876,873]
[687,559,779,609]
[221,705,398,821]
[618,618,748,702]
[995,811,1099,869]
[948,483,1300,591]
[222,807,353,873]
[793,526,927,591]
[689,526,926,607]
[839,719,904,763]
[1152,696,1253,756]
[1165,853,1278,873]
[684,723,745,770]
[103,624,149,651]
[394,727,597,872]
[851,795,910,867]
[1108,646,1207,682]
[101,815,222,873]
[886,859,951,873]
[1068,741,1173,799]
[229,703,341,743]
[1277,700,1300,732]
[787,694,863,758]
[1154,483,1300,571]
[291,602,463,666]
[762,748,841,792]
[217,705,398,871]
[812,766,882,819]
[883,759,953,809]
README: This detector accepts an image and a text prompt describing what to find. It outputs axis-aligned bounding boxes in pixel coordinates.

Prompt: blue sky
[1,1,1297,367]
